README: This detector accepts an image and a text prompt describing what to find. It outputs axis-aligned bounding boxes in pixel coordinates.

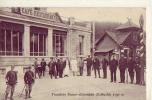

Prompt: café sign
[20,8,61,22]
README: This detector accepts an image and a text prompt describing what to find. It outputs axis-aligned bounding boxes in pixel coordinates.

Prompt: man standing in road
[5,66,17,100]
[119,55,127,83]
[109,55,118,83]
[78,57,84,76]
[48,57,54,79]
[58,58,65,78]
[40,58,47,77]
[128,57,135,84]
[86,55,92,76]
[102,56,108,79]
[134,56,141,84]
[24,66,35,99]
[92,56,101,78]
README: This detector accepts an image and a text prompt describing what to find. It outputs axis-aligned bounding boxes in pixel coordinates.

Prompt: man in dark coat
[24,66,35,99]
[92,56,101,78]
[56,58,60,76]
[57,58,65,78]
[128,57,135,84]
[48,57,54,79]
[86,55,92,76]
[109,56,118,83]
[134,56,141,84]
[102,57,108,79]
[119,55,127,83]
[5,66,17,100]
[40,58,47,77]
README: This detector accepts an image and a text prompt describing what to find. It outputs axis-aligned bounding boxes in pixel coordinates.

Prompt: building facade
[95,20,145,62]
[0,7,92,67]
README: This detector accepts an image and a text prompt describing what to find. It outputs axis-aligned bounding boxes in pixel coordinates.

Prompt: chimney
[69,17,75,25]
[85,22,91,29]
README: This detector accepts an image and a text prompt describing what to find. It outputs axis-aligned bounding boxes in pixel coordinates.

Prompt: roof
[95,33,119,52]
[95,31,132,53]
[106,31,131,45]
[115,21,140,31]
[95,33,106,45]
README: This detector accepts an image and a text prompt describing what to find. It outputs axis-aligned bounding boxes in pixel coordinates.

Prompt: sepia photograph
[0,7,146,100]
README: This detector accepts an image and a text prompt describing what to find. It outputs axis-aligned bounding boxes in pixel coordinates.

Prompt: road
[0,70,146,100]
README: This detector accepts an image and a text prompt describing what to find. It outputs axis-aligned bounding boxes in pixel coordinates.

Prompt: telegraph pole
[91,21,95,58]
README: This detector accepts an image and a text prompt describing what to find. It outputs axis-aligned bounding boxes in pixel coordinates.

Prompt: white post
[23,24,30,56]
[48,28,53,57]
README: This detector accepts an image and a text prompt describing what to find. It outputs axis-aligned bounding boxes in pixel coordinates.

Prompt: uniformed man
[40,58,47,77]
[58,58,65,78]
[128,57,135,84]
[102,57,108,79]
[92,56,101,78]
[5,66,17,100]
[24,66,35,99]
[134,56,141,84]
[119,55,127,83]
[86,55,92,76]
[109,55,118,83]
[48,57,54,79]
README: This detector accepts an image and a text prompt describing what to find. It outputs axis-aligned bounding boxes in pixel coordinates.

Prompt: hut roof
[115,21,140,31]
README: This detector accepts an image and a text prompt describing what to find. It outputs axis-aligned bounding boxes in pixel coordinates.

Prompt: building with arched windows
[0,7,92,68]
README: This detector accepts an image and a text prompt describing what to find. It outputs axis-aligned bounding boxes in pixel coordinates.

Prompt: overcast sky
[47,7,146,27]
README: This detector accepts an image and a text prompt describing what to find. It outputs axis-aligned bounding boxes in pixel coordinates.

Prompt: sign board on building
[20,8,61,23]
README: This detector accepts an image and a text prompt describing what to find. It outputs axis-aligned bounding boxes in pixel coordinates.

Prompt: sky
[47,7,146,28]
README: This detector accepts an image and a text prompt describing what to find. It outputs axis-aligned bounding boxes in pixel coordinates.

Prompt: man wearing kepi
[86,55,92,76]
[128,57,135,84]
[119,54,127,83]
[102,56,108,79]
[92,56,101,78]
[24,66,35,99]
[5,66,17,100]
[109,55,118,83]
[41,58,47,77]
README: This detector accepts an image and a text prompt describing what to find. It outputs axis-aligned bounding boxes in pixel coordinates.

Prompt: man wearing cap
[5,66,17,100]
[119,54,127,83]
[102,57,108,79]
[92,56,101,78]
[86,55,92,76]
[128,57,135,84]
[109,55,118,83]
[40,58,47,77]
[24,66,35,99]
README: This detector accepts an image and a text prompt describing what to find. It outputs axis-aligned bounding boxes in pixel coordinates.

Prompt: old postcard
[0,0,149,100]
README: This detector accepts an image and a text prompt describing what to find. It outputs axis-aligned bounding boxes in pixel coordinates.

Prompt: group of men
[34,58,46,78]
[83,55,109,79]
[34,57,67,79]
[109,54,141,84]
[83,55,141,85]
[4,54,142,100]
[5,66,35,100]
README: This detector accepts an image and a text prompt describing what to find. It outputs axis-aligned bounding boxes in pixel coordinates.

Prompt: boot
[25,90,28,99]
[29,90,32,98]
[5,93,8,100]
[10,92,14,100]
